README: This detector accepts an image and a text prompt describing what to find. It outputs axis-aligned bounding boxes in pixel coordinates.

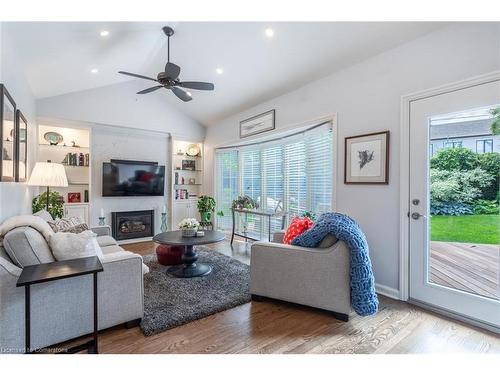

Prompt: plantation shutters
[215,150,239,230]
[215,121,333,231]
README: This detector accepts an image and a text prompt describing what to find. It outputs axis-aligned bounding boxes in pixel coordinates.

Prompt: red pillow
[283,217,314,244]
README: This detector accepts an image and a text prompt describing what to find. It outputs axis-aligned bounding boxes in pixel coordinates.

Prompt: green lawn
[430,214,499,244]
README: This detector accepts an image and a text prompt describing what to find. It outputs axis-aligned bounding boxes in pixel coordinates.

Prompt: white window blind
[215,122,333,232]
[215,150,239,230]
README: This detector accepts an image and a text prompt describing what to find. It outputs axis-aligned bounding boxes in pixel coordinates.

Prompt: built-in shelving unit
[37,124,92,224]
[170,139,203,227]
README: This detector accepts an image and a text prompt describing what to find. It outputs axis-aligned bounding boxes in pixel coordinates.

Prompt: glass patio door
[409,78,500,330]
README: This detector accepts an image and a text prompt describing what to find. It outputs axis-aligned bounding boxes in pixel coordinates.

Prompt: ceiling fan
[118,26,214,102]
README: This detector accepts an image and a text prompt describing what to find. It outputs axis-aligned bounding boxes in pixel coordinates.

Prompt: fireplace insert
[111,210,154,241]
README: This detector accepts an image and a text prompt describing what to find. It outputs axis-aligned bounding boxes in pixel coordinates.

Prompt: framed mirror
[1,84,17,182]
[16,109,28,182]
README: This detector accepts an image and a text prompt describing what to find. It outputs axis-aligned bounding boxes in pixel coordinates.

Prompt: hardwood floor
[88,240,500,353]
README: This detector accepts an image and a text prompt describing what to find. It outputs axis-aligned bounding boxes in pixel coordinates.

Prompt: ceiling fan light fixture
[90,68,99,74]
[100,30,109,37]
[216,67,223,75]
[265,27,275,38]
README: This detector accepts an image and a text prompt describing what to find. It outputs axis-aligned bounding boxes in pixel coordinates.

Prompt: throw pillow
[33,210,53,222]
[283,217,314,245]
[48,217,89,233]
[49,230,104,261]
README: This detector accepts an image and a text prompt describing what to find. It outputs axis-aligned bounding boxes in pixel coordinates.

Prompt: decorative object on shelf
[15,109,28,182]
[182,159,196,171]
[79,153,84,166]
[160,205,168,232]
[84,189,89,203]
[1,84,16,182]
[179,217,199,237]
[32,190,65,219]
[188,178,196,184]
[231,195,259,210]
[43,131,63,146]
[174,172,179,184]
[181,176,185,184]
[185,143,201,157]
[344,130,390,184]
[28,161,68,214]
[71,140,80,147]
[68,192,81,203]
[99,208,105,226]
[84,153,90,166]
[177,149,184,155]
[197,195,216,223]
[240,109,275,138]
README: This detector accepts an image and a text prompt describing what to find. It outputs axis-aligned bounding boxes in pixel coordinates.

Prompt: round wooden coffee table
[152,230,225,278]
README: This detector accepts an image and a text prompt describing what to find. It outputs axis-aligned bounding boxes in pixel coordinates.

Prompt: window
[215,150,239,229]
[444,140,462,148]
[215,122,333,231]
[476,139,493,153]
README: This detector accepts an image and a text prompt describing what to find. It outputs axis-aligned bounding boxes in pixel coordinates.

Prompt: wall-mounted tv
[102,160,165,197]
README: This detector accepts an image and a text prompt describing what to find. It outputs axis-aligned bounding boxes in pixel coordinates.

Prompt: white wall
[204,23,500,292]
[0,23,38,222]
[36,81,205,141]
[90,125,169,235]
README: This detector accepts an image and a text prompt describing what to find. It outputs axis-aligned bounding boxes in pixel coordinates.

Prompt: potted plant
[32,191,64,219]
[197,195,216,223]
[231,195,259,210]
[178,218,199,237]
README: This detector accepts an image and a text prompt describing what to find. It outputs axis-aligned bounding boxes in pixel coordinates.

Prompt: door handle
[411,212,427,220]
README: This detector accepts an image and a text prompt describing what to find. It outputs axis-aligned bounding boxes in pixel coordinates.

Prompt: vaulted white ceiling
[5,22,447,126]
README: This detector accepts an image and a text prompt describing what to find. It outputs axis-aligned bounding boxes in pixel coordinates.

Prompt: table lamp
[28,161,68,211]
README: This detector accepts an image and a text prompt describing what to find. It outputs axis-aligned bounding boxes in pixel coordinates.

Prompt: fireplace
[112,210,154,241]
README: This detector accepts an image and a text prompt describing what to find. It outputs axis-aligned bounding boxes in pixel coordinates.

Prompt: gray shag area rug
[140,246,251,336]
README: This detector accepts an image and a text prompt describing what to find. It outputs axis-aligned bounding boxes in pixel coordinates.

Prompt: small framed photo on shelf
[68,192,81,203]
[344,131,390,184]
[240,109,275,138]
[182,160,196,171]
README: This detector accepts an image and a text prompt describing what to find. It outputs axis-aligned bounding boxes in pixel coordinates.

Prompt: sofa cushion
[318,234,338,248]
[97,235,117,247]
[101,244,124,255]
[49,230,104,261]
[0,245,13,263]
[3,226,55,267]
[33,210,53,222]
[283,217,314,245]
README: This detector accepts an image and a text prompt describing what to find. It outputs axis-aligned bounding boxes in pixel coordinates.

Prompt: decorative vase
[98,216,105,226]
[200,211,211,223]
[181,228,197,237]
[160,212,167,232]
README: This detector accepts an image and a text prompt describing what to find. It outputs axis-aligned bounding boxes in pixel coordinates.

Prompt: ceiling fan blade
[165,62,181,80]
[137,85,164,94]
[118,71,158,82]
[178,81,215,91]
[171,86,192,102]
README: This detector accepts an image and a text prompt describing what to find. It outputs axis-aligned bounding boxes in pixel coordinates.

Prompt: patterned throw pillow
[48,217,89,234]
[283,217,314,245]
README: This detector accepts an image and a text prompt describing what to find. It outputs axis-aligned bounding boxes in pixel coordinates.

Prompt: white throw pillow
[49,230,104,261]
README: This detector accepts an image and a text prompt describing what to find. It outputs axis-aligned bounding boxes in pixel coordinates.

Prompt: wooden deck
[430,241,499,299]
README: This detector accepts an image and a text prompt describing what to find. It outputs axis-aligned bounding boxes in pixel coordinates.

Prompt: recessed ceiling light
[100,30,109,37]
[186,91,192,97]
[90,68,99,74]
[265,28,274,38]
[215,67,223,75]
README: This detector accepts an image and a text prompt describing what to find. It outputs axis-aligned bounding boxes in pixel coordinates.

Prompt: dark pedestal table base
[166,244,212,278]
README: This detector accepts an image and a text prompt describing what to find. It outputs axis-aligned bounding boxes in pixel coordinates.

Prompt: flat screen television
[102,160,165,197]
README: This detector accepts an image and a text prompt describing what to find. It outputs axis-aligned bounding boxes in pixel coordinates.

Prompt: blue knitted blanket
[292,212,378,316]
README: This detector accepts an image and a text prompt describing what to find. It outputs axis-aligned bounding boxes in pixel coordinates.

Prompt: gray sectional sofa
[250,232,351,321]
[0,216,146,353]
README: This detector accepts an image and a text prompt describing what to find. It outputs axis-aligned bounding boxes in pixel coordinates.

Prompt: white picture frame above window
[344,130,390,184]
[240,109,275,138]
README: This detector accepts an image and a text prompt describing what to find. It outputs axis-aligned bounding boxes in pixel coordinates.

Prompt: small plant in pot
[179,218,199,237]
[197,195,216,223]
[32,190,64,219]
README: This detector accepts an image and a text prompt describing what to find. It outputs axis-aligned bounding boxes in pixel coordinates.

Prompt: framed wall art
[0,84,17,182]
[344,130,390,184]
[240,109,275,138]
[16,109,28,182]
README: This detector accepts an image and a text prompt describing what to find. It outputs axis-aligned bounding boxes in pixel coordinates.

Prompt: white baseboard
[375,283,400,300]
[117,236,153,245]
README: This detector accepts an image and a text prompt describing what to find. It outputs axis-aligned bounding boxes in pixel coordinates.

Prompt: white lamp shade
[28,162,68,187]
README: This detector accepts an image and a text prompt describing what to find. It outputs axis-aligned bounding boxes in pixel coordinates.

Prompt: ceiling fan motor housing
[162,26,174,37]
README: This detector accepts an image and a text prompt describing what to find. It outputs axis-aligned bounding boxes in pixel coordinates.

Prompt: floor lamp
[28,161,68,211]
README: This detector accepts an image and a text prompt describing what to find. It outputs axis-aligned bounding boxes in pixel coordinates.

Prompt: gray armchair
[250,232,351,321]
[0,224,145,353]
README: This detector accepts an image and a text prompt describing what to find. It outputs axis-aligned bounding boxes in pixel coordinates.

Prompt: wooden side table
[16,256,103,354]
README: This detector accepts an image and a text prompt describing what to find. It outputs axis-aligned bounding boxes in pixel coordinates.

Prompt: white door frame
[399,70,500,301]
